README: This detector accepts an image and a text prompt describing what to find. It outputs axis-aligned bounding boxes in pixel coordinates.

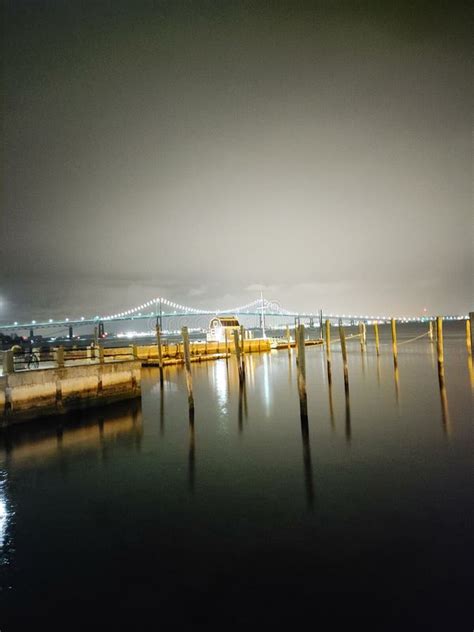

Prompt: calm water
[0,323,472,629]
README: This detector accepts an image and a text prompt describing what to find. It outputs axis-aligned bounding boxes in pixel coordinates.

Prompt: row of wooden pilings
[293,315,473,429]
[154,315,473,421]
[154,324,249,417]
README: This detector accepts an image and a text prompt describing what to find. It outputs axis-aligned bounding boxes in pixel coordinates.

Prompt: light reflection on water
[0,323,472,627]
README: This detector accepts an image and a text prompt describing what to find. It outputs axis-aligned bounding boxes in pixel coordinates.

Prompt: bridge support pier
[68,325,73,340]
[29,328,34,340]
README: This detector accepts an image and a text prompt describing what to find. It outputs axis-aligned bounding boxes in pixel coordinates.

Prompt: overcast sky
[1,1,472,322]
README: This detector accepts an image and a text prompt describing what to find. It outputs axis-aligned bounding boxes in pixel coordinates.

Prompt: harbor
[0,319,471,628]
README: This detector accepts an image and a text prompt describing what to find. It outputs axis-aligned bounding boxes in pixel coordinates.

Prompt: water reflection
[300,413,314,509]
[328,378,335,430]
[0,401,143,468]
[344,386,351,443]
[237,381,248,435]
[437,366,451,436]
[0,472,9,552]
[393,364,400,406]
[213,360,229,416]
[160,380,165,436]
[188,409,195,493]
[467,353,474,390]
[261,354,271,417]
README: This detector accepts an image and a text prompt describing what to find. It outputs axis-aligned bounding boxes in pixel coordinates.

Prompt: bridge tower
[155,298,163,330]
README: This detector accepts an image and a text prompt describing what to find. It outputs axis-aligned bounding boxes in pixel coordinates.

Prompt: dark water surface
[0,323,472,629]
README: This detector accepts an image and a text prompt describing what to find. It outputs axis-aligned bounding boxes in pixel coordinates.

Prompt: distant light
[32,320,36,324]
[14,321,18,325]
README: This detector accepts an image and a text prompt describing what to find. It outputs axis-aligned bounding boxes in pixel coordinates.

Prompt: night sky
[1,1,472,322]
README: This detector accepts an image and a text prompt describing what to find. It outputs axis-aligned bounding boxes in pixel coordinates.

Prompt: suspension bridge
[0,295,468,339]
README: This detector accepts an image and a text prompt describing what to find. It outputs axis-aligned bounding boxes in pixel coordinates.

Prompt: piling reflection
[467,353,474,390]
[300,413,314,509]
[393,364,400,406]
[0,400,143,468]
[327,375,335,430]
[436,366,451,436]
[344,385,351,443]
[238,383,244,434]
[188,408,195,493]
[160,380,165,436]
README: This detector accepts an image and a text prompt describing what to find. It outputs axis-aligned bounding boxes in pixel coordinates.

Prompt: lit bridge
[0,296,467,339]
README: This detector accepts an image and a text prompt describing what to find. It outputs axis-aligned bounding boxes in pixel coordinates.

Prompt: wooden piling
[181,326,194,411]
[466,318,472,356]
[224,328,229,361]
[339,324,349,392]
[374,322,380,356]
[325,320,332,383]
[436,316,444,375]
[286,325,291,350]
[155,325,164,381]
[391,318,398,368]
[296,324,308,419]
[240,326,246,379]
[428,320,434,342]
[325,319,331,351]
[470,312,474,352]
[233,329,244,383]
[358,322,364,352]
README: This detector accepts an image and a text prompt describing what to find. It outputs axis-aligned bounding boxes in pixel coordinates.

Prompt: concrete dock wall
[1,359,141,426]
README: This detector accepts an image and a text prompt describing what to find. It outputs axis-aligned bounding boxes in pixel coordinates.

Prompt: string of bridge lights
[5,296,469,329]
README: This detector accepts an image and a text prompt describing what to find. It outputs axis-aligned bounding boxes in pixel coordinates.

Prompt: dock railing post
[2,350,14,375]
[55,346,65,368]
